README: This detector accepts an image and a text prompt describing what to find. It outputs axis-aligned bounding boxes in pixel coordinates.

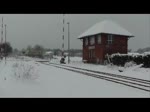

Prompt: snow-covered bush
[110,53,150,68]
[124,61,136,68]
[12,62,39,80]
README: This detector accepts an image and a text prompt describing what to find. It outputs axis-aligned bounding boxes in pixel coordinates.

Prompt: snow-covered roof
[78,20,134,39]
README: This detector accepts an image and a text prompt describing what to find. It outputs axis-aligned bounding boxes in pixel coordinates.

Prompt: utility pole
[1,17,3,44]
[0,17,3,60]
[67,22,70,64]
[62,14,65,57]
[5,24,6,64]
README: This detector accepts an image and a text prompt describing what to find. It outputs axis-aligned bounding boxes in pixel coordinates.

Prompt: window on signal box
[97,35,101,44]
[90,36,95,45]
[107,35,113,44]
[85,38,88,46]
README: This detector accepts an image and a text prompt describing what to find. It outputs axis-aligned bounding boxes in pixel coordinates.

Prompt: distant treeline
[0,42,13,56]
[13,45,82,58]
[136,47,150,53]
[48,48,82,57]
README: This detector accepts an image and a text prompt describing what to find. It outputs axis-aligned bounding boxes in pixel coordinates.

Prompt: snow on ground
[49,56,150,81]
[0,56,149,97]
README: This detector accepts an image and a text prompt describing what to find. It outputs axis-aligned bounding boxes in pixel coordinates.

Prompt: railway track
[46,62,150,84]
[40,62,150,92]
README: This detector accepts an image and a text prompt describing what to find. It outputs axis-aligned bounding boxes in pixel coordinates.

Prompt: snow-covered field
[0,56,150,97]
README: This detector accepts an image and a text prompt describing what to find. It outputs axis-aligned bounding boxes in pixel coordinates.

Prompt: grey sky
[0,14,150,51]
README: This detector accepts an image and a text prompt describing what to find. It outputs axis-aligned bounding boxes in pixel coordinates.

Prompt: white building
[44,51,54,59]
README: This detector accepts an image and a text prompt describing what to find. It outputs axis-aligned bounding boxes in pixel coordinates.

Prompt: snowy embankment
[0,56,149,97]
[13,56,150,81]
[49,56,150,81]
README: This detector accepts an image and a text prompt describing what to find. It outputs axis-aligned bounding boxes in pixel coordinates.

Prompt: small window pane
[97,35,101,44]
[107,35,113,44]
[85,38,88,45]
[90,36,95,45]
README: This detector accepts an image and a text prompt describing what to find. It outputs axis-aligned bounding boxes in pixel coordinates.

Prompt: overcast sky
[0,14,149,51]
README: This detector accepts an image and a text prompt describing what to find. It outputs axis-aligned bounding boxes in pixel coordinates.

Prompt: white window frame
[97,35,101,44]
[107,35,113,44]
[90,36,95,45]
